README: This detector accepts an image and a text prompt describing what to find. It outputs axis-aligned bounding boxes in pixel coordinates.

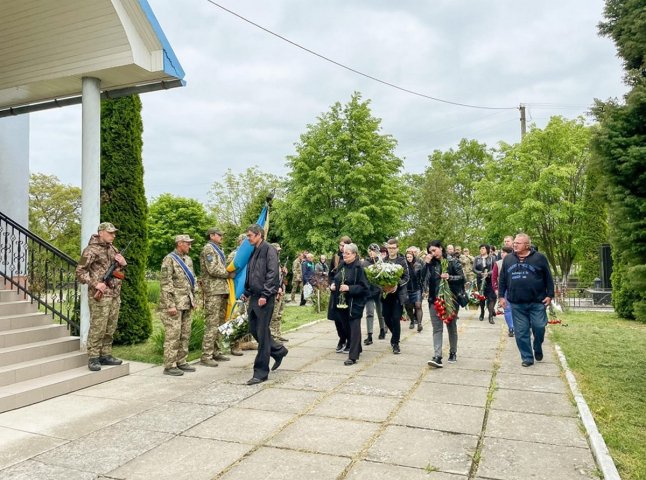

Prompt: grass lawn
[112,301,323,365]
[549,311,646,480]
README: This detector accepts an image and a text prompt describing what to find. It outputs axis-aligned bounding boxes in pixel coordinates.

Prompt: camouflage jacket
[75,235,122,298]
[160,249,195,311]
[292,258,303,281]
[459,254,474,275]
[200,242,229,295]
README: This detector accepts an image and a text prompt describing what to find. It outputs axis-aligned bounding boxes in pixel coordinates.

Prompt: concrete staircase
[0,289,129,413]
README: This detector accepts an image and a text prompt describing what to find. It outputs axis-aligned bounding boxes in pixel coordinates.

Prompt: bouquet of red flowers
[468,282,485,304]
[433,258,457,324]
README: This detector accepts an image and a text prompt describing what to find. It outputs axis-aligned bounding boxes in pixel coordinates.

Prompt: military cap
[98,222,118,233]
[207,227,224,236]
[175,234,194,244]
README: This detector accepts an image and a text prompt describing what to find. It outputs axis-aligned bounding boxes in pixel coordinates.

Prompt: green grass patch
[550,311,646,480]
[282,303,326,331]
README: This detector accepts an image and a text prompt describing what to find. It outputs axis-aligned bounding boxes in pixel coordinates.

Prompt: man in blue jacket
[499,233,554,367]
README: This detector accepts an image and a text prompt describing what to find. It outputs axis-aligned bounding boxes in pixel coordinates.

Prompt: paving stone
[496,372,567,394]
[273,354,316,371]
[173,381,262,406]
[422,367,492,388]
[183,407,294,443]
[108,435,252,480]
[498,360,562,377]
[340,376,416,398]
[299,337,341,349]
[236,387,322,413]
[302,358,360,373]
[359,362,425,380]
[485,410,588,448]
[35,424,173,474]
[0,459,95,480]
[393,399,485,435]
[346,461,467,480]
[456,348,498,360]
[267,415,380,456]
[220,446,350,480]
[477,437,597,480]
[433,356,494,372]
[492,389,576,417]
[0,426,67,470]
[412,382,489,408]
[366,425,478,475]
[276,371,348,392]
[283,345,329,358]
[117,401,225,434]
[310,392,400,422]
[74,374,205,403]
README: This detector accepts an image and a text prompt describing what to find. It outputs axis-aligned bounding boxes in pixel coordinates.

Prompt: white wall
[0,115,29,227]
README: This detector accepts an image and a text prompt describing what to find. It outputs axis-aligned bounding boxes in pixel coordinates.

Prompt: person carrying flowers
[424,240,465,368]
[380,238,409,354]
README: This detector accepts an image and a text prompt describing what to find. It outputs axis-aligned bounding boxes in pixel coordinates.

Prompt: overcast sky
[29,0,627,203]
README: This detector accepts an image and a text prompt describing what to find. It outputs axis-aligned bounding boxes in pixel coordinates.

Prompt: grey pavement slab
[236,387,323,413]
[496,372,568,394]
[283,345,329,358]
[346,460,467,479]
[422,367,492,388]
[108,435,253,480]
[435,356,494,372]
[393,399,485,435]
[456,348,498,360]
[485,409,588,448]
[267,414,381,457]
[310,392,400,423]
[498,358,562,376]
[35,423,173,474]
[412,381,489,407]
[173,380,262,406]
[0,426,67,471]
[0,459,95,480]
[359,361,425,380]
[117,401,225,434]
[367,425,478,475]
[220,446,351,480]
[183,406,294,444]
[492,388,577,417]
[477,436,598,480]
[340,375,417,398]
[302,357,362,373]
[277,370,348,392]
[273,354,316,371]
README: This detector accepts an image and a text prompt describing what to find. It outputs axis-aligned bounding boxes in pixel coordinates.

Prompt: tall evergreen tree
[101,95,152,343]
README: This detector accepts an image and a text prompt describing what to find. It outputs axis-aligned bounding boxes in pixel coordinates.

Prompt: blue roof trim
[137,0,185,80]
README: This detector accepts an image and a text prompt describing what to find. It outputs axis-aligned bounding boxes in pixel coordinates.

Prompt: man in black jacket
[382,238,409,354]
[499,233,554,367]
[242,224,288,384]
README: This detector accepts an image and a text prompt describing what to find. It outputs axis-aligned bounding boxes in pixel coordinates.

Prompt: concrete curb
[554,344,621,480]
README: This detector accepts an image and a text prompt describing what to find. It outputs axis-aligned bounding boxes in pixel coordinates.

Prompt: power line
[205,0,517,111]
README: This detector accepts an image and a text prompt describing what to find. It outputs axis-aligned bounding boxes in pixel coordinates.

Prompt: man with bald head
[499,233,554,367]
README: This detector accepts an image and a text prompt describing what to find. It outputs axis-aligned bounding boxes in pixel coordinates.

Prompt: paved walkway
[0,307,599,480]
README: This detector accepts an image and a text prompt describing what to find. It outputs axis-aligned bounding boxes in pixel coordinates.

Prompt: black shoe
[427,357,443,368]
[163,367,184,376]
[344,359,357,366]
[479,315,484,321]
[488,315,495,324]
[177,363,196,372]
[521,361,534,367]
[409,321,415,329]
[392,344,401,354]
[378,328,386,340]
[363,334,373,345]
[417,323,423,332]
[246,377,267,385]
[271,349,288,371]
[335,342,345,353]
[535,352,543,361]
[343,345,350,353]
[448,352,457,363]
[508,329,515,337]
[88,357,101,371]
[99,355,122,366]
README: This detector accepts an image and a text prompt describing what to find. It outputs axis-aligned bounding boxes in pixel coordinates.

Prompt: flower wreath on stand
[467,281,483,306]
[364,258,404,298]
[433,258,458,324]
[218,300,249,347]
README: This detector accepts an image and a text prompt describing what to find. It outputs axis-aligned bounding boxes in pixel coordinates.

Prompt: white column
[80,77,101,349]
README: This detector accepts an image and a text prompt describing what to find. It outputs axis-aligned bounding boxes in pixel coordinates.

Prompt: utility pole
[519,104,527,138]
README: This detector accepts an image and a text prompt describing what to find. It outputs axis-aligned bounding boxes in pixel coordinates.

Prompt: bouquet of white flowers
[365,259,404,292]
[218,300,249,342]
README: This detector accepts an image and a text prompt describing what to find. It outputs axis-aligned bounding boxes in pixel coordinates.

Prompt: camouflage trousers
[270,294,286,337]
[290,280,302,302]
[87,296,120,358]
[202,293,228,360]
[160,309,192,369]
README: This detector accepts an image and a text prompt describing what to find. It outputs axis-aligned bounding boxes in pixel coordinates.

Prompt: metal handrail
[0,210,80,334]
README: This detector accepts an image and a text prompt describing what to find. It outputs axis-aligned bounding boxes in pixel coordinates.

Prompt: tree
[477,116,598,283]
[101,95,151,344]
[28,173,81,258]
[277,92,409,253]
[592,0,646,321]
[147,194,213,273]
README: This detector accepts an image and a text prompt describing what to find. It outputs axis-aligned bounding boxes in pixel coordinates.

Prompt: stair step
[0,324,69,348]
[0,337,80,367]
[0,351,87,387]
[0,300,38,316]
[0,312,52,331]
[0,363,129,413]
[0,290,25,303]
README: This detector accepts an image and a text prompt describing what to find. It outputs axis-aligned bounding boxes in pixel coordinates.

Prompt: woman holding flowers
[330,243,370,365]
[473,244,496,324]
[424,240,465,368]
[381,238,409,354]
[405,248,424,332]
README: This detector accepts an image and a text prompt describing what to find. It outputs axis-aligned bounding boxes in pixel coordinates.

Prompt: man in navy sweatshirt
[499,233,554,367]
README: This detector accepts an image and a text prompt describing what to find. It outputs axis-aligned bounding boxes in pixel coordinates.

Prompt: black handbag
[456,290,469,308]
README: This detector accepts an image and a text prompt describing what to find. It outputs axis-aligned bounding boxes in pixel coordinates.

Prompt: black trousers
[337,309,362,361]
[382,293,402,345]
[248,295,286,379]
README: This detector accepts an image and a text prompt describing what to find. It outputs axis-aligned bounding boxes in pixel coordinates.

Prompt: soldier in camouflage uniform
[199,227,233,367]
[76,222,127,371]
[289,253,304,302]
[159,234,197,376]
[270,243,289,342]
[460,248,475,285]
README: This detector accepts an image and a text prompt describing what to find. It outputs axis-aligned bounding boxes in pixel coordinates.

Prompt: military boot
[88,357,101,371]
[99,355,123,365]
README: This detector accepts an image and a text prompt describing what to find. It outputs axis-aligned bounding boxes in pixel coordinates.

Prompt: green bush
[311,287,330,313]
[147,280,160,304]
[152,308,206,355]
